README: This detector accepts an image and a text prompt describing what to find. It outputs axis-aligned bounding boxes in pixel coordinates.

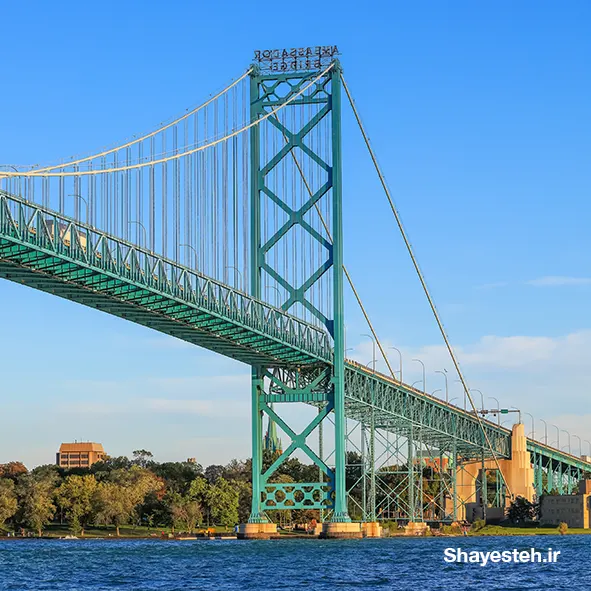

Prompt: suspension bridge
[1,47,589,538]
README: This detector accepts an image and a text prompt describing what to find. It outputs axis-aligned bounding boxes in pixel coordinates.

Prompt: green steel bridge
[1,51,589,524]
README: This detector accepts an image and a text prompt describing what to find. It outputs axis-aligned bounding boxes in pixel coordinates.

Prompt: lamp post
[448,397,459,406]
[510,406,522,425]
[561,430,571,455]
[412,358,426,392]
[411,381,422,389]
[573,434,582,457]
[0,165,21,198]
[265,284,282,307]
[489,397,500,425]
[390,347,403,382]
[455,379,467,410]
[431,389,442,397]
[225,266,244,291]
[585,440,591,457]
[469,389,484,412]
[524,412,535,442]
[67,194,89,225]
[128,221,148,248]
[539,419,548,445]
[553,425,560,451]
[362,334,376,372]
[180,243,198,270]
[435,369,448,403]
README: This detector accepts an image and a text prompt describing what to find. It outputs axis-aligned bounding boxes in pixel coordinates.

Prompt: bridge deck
[1,191,589,471]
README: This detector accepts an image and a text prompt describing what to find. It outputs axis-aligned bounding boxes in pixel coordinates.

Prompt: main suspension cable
[1,65,333,179]
[29,69,253,174]
[341,72,513,498]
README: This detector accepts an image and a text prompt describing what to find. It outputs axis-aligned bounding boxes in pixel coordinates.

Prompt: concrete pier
[237,522,277,539]
[320,522,363,539]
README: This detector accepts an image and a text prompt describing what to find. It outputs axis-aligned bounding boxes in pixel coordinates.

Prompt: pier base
[237,523,277,540]
[320,522,363,539]
[362,522,382,538]
[404,522,430,536]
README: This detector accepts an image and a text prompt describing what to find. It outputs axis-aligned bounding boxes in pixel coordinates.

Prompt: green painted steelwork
[248,60,350,521]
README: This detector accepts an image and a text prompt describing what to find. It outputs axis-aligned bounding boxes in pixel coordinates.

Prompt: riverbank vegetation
[0,450,322,537]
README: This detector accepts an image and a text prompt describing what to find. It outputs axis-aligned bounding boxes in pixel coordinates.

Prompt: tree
[17,474,57,536]
[0,462,27,482]
[206,477,239,527]
[93,467,162,536]
[188,477,210,524]
[168,492,202,533]
[93,482,134,537]
[0,479,18,528]
[55,475,98,535]
[132,450,154,469]
[204,464,225,484]
[507,496,538,524]
[152,462,203,494]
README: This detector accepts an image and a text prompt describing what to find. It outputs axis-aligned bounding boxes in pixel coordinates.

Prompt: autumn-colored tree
[0,479,18,528]
[0,462,27,482]
[55,475,98,536]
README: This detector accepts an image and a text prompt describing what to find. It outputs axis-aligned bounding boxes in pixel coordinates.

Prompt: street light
[561,430,571,455]
[455,379,467,410]
[180,244,198,270]
[412,358,426,392]
[435,369,448,403]
[553,425,560,451]
[510,406,522,425]
[585,440,591,457]
[390,347,403,382]
[362,334,376,372]
[128,221,148,248]
[573,434,582,457]
[431,388,442,397]
[489,397,500,425]
[67,194,89,225]
[411,381,422,389]
[469,389,484,411]
[0,165,21,198]
[448,397,459,406]
[225,266,244,291]
[539,419,548,445]
[524,412,535,442]
[265,284,282,307]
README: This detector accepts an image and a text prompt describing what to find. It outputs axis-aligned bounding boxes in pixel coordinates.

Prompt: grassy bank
[469,525,591,536]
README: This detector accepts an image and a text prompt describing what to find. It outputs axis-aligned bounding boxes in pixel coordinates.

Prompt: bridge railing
[345,359,511,457]
[0,191,333,363]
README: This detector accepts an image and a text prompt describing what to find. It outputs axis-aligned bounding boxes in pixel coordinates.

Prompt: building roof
[59,442,105,453]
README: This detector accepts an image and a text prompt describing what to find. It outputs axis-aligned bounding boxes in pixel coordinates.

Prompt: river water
[0,535,589,590]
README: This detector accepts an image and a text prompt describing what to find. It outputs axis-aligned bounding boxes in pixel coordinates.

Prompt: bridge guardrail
[0,191,333,364]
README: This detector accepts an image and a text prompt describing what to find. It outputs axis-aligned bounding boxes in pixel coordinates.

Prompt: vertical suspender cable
[340,73,513,498]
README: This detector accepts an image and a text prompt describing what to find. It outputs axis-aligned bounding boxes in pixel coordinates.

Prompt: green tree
[188,477,210,524]
[168,492,203,533]
[17,474,57,536]
[507,496,537,524]
[93,467,162,536]
[132,450,154,469]
[93,481,134,536]
[206,477,239,527]
[55,475,98,535]
[0,479,18,529]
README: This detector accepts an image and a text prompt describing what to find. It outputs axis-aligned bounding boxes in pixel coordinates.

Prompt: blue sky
[1,0,590,466]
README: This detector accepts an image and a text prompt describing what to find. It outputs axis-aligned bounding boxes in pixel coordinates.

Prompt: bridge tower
[241,48,359,538]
